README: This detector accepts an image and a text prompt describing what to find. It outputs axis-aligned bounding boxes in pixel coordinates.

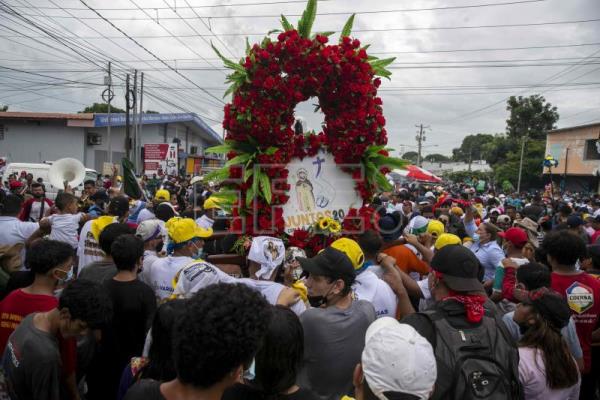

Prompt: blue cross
[312,156,325,178]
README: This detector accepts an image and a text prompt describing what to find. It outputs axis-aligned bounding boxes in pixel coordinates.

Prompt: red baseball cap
[499,227,528,248]
[9,181,23,189]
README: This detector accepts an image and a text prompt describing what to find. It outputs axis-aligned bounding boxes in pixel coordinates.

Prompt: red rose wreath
[207,0,405,253]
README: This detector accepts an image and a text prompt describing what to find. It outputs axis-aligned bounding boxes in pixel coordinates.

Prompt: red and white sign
[144,143,178,176]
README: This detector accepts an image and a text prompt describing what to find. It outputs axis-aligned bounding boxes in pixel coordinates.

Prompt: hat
[172,260,236,299]
[450,206,464,217]
[203,197,221,210]
[108,196,130,217]
[154,189,171,201]
[499,227,528,248]
[523,288,571,330]
[514,217,538,233]
[434,233,461,250]
[330,238,365,270]
[426,220,444,238]
[499,194,507,199]
[496,215,511,225]
[297,247,355,280]
[9,181,23,190]
[567,215,585,228]
[136,219,163,242]
[165,217,212,244]
[362,318,437,400]
[378,214,402,242]
[406,216,429,236]
[489,208,501,215]
[430,245,484,292]
[247,236,285,280]
[424,191,435,199]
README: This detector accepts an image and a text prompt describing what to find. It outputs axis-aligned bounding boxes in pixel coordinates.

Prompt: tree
[424,153,450,163]
[0,105,8,112]
[493,139,546,189]
[506,95,559,140]
[79,103,126,113]
[401,151,418,163]
[451,133,495,162]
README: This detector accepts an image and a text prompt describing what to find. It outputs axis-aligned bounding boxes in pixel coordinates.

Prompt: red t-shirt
[590,229,600,244]
[0,289,76,375]
[551,272,600,373]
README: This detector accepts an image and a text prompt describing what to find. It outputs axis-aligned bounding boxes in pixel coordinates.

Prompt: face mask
[56,268,74,286]
[242,358,256,381]
[517,322,531,335]
[154,241,164,253]
[33,193,43,199]
[191,242,204,260]
[472,233,480,243]
[307,283,335,308]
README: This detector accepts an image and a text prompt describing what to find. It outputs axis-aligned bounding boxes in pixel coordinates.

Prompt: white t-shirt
[77,218,116,272]
[136,209,156,224]
[518,347,580,400]
[0,216,38,266]
[28,200,50,222]
[145,255,193,301]
[48,213,82,249]
[139,250,160,284]
[352,270,397,318]
[0,216,38,246]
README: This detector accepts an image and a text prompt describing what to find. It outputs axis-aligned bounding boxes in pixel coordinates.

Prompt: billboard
[144,143,178,176]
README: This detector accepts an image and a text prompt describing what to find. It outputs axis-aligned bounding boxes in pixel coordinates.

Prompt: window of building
[0,125,4,140]
[584,139,600,160]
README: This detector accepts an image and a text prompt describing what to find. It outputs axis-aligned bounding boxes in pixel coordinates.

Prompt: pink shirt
[518,347,580,400]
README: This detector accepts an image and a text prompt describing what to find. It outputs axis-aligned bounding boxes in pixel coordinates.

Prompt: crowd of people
[0,168,600,400]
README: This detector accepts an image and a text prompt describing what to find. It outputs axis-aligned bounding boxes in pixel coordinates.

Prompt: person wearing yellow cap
[135,189,172,224]
[434,233,462,250]
[346,233,398,319]
[427,219,445,241]
[142,217,212,302]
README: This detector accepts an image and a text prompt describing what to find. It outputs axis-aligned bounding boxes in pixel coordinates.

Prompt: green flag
[121,158,145,200]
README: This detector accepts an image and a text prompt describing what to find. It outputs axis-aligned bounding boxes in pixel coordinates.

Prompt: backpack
[423,309,522,400]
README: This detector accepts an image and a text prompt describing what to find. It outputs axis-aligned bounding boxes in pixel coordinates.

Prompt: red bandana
[443,291,487,323]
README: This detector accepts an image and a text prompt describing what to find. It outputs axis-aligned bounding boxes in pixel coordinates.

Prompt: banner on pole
[143,143,178,176]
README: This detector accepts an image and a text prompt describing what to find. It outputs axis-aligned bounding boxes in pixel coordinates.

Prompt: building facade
[545,122,600,193]
[0,112,223,175]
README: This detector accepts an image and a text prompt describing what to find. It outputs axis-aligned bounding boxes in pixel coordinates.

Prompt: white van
[2,162,98,200]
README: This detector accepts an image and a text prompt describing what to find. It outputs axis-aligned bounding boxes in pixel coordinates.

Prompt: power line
[77,0,225,105]
[10,0,547,20]
[8,15,598,34]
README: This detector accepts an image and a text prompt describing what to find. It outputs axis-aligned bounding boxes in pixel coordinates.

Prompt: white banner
[282,151,361,234]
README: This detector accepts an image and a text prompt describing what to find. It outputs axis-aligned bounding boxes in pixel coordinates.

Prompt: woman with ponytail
[514,287,580,399]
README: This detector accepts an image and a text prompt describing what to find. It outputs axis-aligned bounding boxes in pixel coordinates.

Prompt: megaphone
[49,158,86,189]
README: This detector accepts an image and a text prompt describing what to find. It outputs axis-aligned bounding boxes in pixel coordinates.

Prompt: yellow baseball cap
[165,217,213,244]
[203,197,221,210]
[154,189,171,201]
[450,207,464,217]
[330,238,365,270]
[427,220,445,238]
[434,233,462,250]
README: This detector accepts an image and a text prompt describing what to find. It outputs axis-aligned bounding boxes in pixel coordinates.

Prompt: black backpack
[423,309,523,400]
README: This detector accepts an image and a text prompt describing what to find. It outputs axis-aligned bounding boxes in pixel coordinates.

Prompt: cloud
[1,0,599,156]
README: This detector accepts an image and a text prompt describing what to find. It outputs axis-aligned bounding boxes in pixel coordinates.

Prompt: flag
[121,158,146,200]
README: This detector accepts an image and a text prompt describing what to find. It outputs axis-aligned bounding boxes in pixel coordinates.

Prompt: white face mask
[243,358,256,381]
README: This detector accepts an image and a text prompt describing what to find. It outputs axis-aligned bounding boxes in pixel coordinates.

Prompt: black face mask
[32,193,44,199]
[308,295,327,308]
[155,241,164,253]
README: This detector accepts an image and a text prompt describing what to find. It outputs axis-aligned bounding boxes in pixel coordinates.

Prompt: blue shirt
[464,219,505,281]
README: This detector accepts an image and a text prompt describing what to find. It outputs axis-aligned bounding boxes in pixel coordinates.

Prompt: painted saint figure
[295,168,316,212]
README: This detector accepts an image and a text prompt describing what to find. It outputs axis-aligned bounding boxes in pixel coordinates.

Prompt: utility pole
[138,72,144,175]
[101,62,114,164]
[468,145,473,172]
[516,133,528,193]
[125,73,131,161]
[415,124,430,167]
[132,70,138,169]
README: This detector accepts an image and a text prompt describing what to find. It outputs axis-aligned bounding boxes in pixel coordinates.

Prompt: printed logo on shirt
[566,281,594,314]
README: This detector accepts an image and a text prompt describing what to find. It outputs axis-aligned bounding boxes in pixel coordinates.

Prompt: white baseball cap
[362,317,437,400]
[172,261,237,298]
[136,219,163,242]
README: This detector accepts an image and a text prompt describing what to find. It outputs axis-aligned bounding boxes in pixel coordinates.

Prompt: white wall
[1,121,86,165]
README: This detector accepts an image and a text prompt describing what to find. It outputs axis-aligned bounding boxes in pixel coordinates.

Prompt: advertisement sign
[144,143,178,176]
[282,151,361,234]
